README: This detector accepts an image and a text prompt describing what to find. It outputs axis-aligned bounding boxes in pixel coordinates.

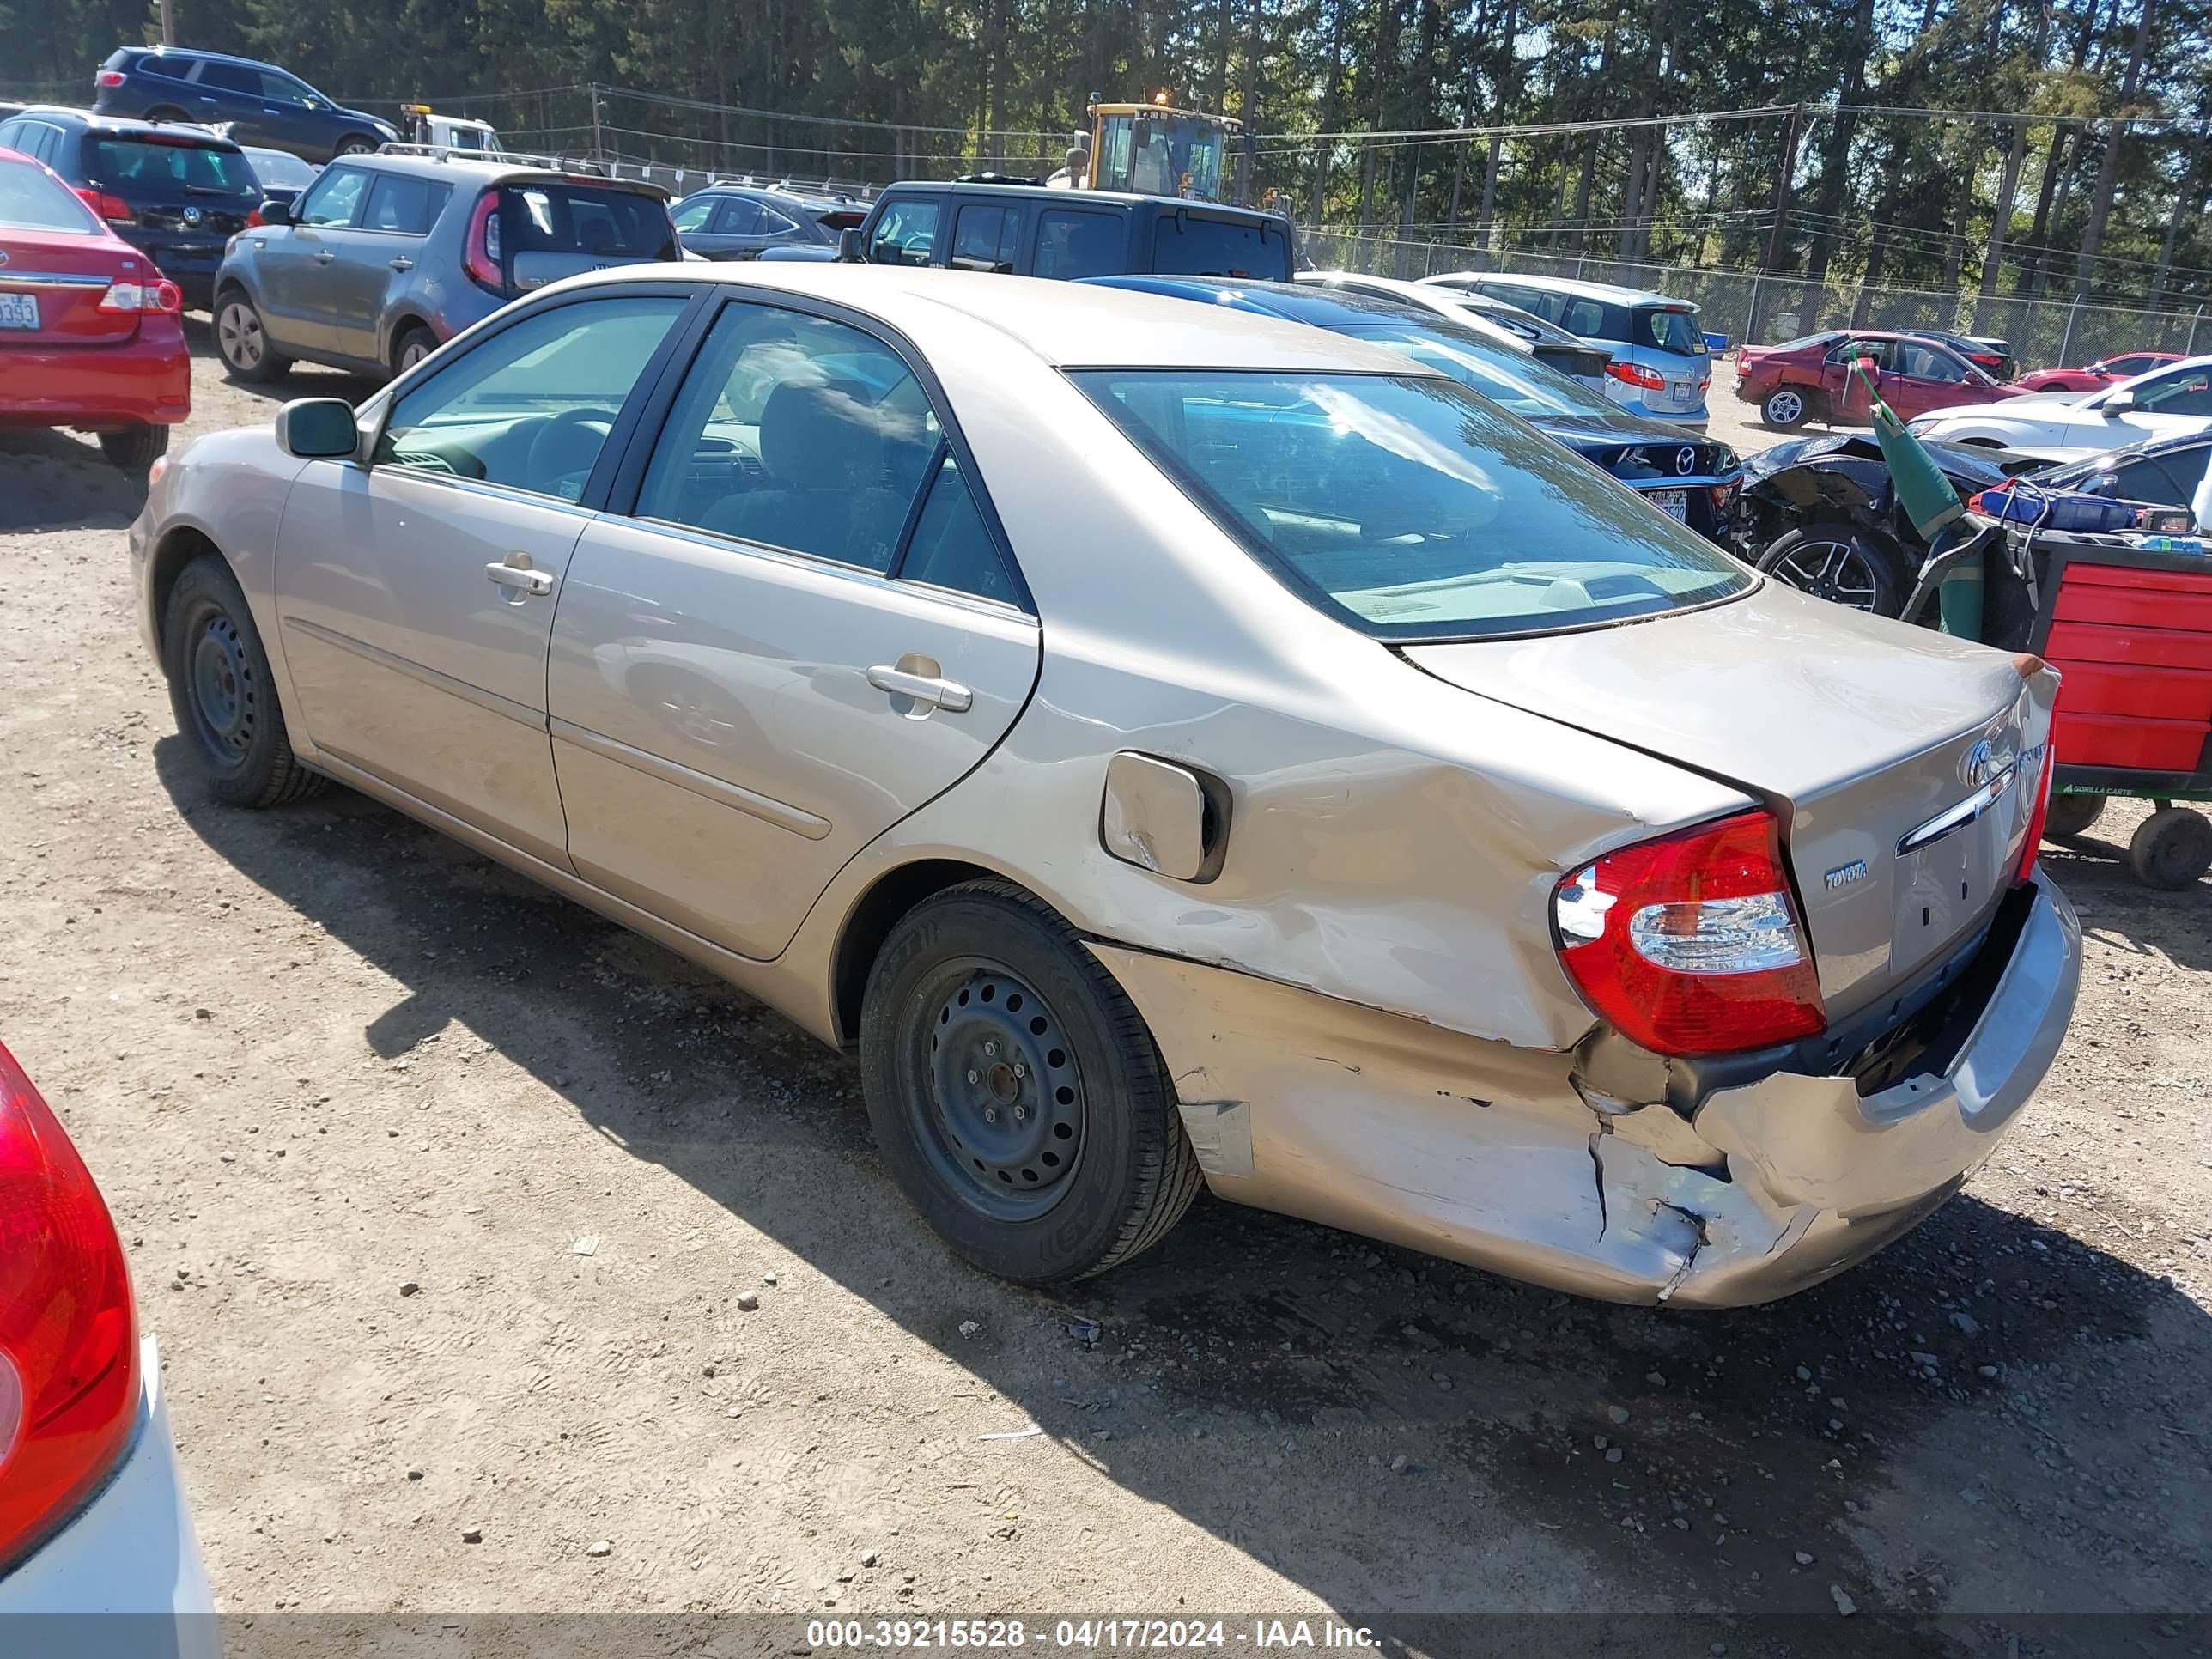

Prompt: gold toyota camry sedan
[130,265,2081,1306]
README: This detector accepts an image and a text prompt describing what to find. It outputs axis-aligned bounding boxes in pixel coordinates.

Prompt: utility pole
[157,0,176,45]
[1753,102,1803,343]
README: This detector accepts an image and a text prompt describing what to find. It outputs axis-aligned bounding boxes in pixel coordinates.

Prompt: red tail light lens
[0,1041,138,1573]
[2015,743,2056,885]
[1553,811,1827,1057]
[246,205,264,228]
[1605,361,1668,392]
[463,191,504,292]
[95,70,126,88]
[74,188,133,223]
[97,279,182,313]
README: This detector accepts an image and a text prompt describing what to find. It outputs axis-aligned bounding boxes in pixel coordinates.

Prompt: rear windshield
[243,148,318,191]
[1151,214,1291,280]
[1335,322,1626,422]
[1638,306,1707,356]
[1771,331,1843,352]
[503,184,675,259]
[0,159,98,233]
[1075,370,1752,642]
[88,137,258,199]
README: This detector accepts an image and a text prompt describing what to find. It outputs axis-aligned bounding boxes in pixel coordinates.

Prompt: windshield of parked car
[1334,322,1625,421]
[1638,306,1707,356]
[88,137,258,199]
[1075,370,1752,641]
[0,158,99,232]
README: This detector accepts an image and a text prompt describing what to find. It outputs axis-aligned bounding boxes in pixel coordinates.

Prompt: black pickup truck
[758,179,1296,282]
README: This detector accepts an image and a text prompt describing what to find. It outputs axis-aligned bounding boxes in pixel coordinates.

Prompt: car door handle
[485,561,554,598]
[866,664,972,712]
[389,257,413,271]
[314,248,336,264]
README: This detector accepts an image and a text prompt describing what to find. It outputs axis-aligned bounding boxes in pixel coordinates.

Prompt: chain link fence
[1304,230,2212,365]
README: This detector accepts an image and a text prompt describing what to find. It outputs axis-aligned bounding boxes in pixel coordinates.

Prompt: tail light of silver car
[0,1040,139,1574]
[1553,810,1827,1056]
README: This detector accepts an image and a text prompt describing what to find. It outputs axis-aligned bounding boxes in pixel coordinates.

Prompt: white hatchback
[1911,353,2212,452]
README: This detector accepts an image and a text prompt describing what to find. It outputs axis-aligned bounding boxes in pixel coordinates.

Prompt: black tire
[161,556,327,809]
[2128,808,2212,890]
[2043,793,2106,841]
[1758,521,1904,617]
[98,424,170,473]
[1760,386,1814,429]
[333,135,379,157]
[214,290,289,384]
[858,880,1203,1284]
[390,323,440,380]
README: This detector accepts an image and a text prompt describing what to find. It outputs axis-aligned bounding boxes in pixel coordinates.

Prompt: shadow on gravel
[2037,830,2212,973]
[0,428,147,531]
[182,313,383,406]
[155,737,2211,1641]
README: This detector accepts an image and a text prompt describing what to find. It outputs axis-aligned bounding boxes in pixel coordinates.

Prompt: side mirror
[836,226,864,263]
[257,198,291,227]
[2102,391,2136,416]
[275,398,360,460]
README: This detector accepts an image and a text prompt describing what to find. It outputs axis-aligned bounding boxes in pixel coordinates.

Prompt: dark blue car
[1085,275,1743,544]
[93,47,397,165]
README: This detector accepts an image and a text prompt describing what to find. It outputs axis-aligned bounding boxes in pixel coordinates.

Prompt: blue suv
[93,47,396,164]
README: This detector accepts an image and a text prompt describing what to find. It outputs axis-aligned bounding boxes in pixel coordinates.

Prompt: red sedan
[0,145,188,471]
[2014,351,2181,392]
[1735,329,2021,430]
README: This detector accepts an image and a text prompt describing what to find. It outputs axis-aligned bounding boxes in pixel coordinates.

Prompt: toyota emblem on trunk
[1674,446,1697,475]
[1959,738,1996,787]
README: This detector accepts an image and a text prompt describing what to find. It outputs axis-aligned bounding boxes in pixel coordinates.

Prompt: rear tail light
[1605,361,1668,392]
[2015,744,2055,885]
[246,205,264,228]
[74,188,133,223]
[463,191,504,292]
[1553,810,1827,1057]
[95,69,126,88]
[0,1041,139,1573]
[97,279,182,313]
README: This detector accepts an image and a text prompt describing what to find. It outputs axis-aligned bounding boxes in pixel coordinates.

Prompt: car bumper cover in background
[0,1338,216,1646]
[0,335,191,429]
[1091,878,2081,1309]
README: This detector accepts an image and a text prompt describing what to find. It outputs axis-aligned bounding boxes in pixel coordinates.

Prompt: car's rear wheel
[161,556,326,809]
[97,425,169,473]
[859,880,1203,1284]
[391,324,439,378]
[215,292,288,383]
[1758,522,1903,616]
[2043,793,2106,841]
[1761,387,1812,428]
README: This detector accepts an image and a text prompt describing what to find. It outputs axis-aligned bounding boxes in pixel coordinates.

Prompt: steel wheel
[914,963,1084,1219]
[216,301,263,372]
[186,609,259,763]
[1764,532,1890,611]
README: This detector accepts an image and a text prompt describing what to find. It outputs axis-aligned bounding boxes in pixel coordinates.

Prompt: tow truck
[1047,90,1243,203]
[395,103,501,155]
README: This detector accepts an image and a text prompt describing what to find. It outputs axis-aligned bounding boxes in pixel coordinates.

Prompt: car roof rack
[375,140,616,179]
[712,173,876,203]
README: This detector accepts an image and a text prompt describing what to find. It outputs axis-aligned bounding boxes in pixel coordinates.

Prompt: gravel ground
[0,326,2207,1640]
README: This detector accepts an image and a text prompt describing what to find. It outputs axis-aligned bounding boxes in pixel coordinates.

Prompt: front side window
[191,61,259,94]
[1638,307,1708,356]
[2133,367,2212,416]
[258,70,320,107]
[672,195,717,232]
[88,138,258,200]
[867,198,939,265]
[1894,342,1966,384]
[374,295,686,500]
[1035,210,1121,280]
[712,198,766,235]
[295,166,368,228]
[0,160,99,233]
[1075,369,1752,642]
[2102,354,2157,377]
[636,301,939,572]
[363,174,450,235]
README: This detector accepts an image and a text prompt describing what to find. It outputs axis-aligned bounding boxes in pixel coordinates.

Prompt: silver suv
[211,149,679,383]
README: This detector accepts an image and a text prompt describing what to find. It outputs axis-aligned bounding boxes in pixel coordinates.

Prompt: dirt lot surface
[1,330,2208,1644]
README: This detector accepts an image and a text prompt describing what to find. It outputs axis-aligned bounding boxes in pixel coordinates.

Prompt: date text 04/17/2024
[802,1619,1380,1650]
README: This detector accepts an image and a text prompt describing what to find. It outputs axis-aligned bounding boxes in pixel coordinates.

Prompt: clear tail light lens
[97,279,182,313]
[1553,810,1827,1057]
[0,1041,139,1573]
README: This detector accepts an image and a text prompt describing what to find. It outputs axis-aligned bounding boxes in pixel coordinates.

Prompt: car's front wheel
[391,324,440,379]
[162,556,326,808]
[334,135,379,156]
[859,880,1203,1284]
[1761,386,1812,428]
[1759,521,1904,616]
[215,292,289,384]
[98,425,169,473]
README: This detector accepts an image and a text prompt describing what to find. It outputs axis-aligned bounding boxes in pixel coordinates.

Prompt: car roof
[11,106,244,149]
[685,182,860,210]
[125,46,278,70]
[323,150,664,191]
[551,264,1425,374]
[1088,273,1430,328]
[1456,270,1692,309]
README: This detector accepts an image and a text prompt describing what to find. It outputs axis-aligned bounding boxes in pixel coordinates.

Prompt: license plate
[1648,489,1690,523]
[0,292,39,330]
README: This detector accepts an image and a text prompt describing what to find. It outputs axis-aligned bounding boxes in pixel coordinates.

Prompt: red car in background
[2014,350,2182,393]
[1735,329,2022,430]
[0,145,188,471]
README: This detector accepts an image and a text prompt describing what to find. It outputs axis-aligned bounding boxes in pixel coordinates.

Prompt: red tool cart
[2018,533,2212,888]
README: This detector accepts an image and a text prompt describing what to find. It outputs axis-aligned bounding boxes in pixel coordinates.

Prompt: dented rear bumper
[1090,878,2080,1309]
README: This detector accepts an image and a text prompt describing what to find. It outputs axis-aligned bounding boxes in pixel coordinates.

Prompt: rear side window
[1152,214,1289,279]
[902,453,1016,603]
[1638,307,1708,356]
[0,159,98,233]
[87,138,258,200]
[1561,298,1623,340]
[191,61,261,94]
[364,173,451,235]
[951,204,1019,273]
[1035,209,1121,279]
[137,54,193,82]
[505,184,675,258]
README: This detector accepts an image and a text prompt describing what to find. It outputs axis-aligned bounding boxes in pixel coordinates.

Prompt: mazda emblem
[1674,446,1697,476]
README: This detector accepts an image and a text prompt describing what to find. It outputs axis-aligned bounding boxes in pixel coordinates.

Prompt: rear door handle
[866,664,972,712]
[389,257,413,271]
[314,248,336,264]
[485,561,554,598]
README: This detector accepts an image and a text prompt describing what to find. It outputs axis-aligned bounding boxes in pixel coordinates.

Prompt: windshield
[1335,322,1624,421]
[88,137,258,199]
[0,159,99,233]
[1638,307,1707,356]
[1097,111,1229,200]
[243,148,316,191]
[1074,369,1752,641]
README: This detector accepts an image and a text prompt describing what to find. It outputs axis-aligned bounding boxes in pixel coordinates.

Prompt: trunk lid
[0,225,142,343]
[1401,582,2055,1019]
